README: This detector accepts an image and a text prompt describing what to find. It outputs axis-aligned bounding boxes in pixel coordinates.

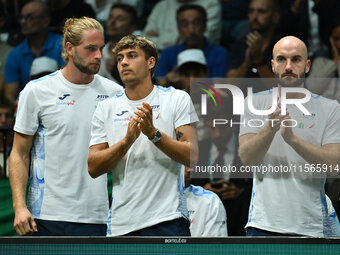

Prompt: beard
[274,69,306,87]
[73,50,100,75]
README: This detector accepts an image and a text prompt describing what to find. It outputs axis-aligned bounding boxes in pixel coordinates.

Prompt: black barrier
[0,237,340,255]
[0,126,12,179]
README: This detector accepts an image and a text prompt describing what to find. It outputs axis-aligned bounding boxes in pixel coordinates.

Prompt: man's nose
[285,59,293,72]
[94,49,102,60]
[188,23,196,34]
[249,11,258,22]
[120,56,129,66]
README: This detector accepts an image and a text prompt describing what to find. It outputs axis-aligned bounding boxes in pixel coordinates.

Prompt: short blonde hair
[113,35,158,75]
[62,17,104,62]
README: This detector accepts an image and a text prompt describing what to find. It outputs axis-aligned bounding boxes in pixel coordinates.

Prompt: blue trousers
[33,219,106,236]
[125,218,191,236]
[246,227,299,236]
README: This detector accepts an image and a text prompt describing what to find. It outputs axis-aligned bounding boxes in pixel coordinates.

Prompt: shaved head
[273,36,308,60]
[271,36,311,87]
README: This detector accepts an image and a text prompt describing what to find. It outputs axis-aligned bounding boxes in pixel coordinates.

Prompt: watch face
[151,130,162,142]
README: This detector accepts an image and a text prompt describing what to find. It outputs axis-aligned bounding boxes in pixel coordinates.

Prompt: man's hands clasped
[267,101,296,145]
[125,102,157,144]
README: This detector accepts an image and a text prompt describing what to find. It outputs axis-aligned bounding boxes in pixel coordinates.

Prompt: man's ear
[148,56,156,70]
[305,59,311,73]
[65,42,74,58]
[271,59,275,72]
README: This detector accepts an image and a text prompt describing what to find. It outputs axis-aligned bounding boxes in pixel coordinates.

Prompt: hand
[164,70,188,90]
[291,0,306,14]
[330,36,340,62]
[13,208,38,236]
[165,70,183,84]
[280,113,296,145]
[267,101,288,133]
[204,180,244,200]
[134,102,156,139]
[246,31,264,64]
[125,118,141,145]
[244,47,251,65]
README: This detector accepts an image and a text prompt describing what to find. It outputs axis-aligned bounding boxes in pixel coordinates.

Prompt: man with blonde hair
[88,35,199,236]
[9,17,123,236]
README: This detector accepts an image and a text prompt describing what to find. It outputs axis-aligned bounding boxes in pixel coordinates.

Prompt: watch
[149,129,162,143]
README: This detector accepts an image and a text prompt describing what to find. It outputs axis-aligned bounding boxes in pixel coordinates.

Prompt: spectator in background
[10,56,59,116]
[0,1,13,96]
[9,17,123,236]
[185,167,228,237]
[161,49,209,143]
[227,0,281,92]
[191,93,252,236]
[312,0,340,52]
[307,19,340,102]
[47,0,95,33]
[325,194,340,237]
[144,0,222,51]
[277,0,314,56]
[276,0,340,59]
[84,0,143,24]
[0,97,14,179]
[326,178,340,229]
[99,3,138,84]
[220,0,250,50]
[1,0,30,47]
[159,48,208,92]
[156,4,228,81]
[4,1,65,102]
[29,56,59,80]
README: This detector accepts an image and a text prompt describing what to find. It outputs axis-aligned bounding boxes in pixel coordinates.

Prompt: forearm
[255,64,276,90]
[226,62,249,78]
[4,82,19,103]
[9,151,29,212]
[257,64,275,79]
[287,135,340,171]
[239,124,276,166]
[88,138,133,178]
[153,132,198,167]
